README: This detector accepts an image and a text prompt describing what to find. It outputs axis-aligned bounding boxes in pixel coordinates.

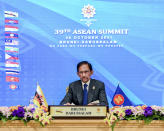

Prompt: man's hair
[77,61,93,72]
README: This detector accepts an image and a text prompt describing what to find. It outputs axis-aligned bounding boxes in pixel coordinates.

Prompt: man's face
[77,64,93,83]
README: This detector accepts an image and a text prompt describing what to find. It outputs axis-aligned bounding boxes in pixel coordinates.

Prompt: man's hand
[88,103,95,105]
[64,103,71,105]
[88,103,97,105]
[88,100,100,105]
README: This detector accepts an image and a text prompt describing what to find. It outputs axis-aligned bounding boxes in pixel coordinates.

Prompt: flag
[5,18,18,24]
[6,69,19,75]
[6,68,20,75]
[33,83,48,110]
[6,61,19,67]
[9,84,18,90]
[6,76,19,82]
[5,32,18,38]
[5,39,19,45]
[111,84,133,106]
[5,25,18,31]
[5,46,19,53]
[6,68,20,72]
[5,53,19,60]
[4,11,18,17]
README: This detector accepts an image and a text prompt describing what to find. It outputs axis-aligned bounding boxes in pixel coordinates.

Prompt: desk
[0,119,164,131]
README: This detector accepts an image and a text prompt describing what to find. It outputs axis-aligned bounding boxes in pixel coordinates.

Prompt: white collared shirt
[82,80,90,91]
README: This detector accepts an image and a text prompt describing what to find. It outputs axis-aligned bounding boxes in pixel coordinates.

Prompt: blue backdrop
[0,0,164,107]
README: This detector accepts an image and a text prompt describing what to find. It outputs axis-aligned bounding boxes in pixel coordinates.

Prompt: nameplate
[49,106,107,117]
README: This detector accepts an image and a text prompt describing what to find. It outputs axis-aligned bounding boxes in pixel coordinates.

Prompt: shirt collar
[82,79,90,90]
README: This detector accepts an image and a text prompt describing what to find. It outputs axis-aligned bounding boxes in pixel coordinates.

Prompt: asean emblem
[82,4,96,18]
[80,4,96,27]
[113,94,124,105]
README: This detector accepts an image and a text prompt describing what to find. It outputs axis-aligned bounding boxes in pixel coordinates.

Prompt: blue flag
[111,84,133,106]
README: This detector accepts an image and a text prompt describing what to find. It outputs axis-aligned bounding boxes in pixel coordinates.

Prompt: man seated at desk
[60,61,108,106]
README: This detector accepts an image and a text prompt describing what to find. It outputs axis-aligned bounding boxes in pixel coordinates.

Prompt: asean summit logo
[82,4,96,18]
[80,4,96,27]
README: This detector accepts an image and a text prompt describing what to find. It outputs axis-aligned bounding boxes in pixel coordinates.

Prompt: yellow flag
[33,82,48,109]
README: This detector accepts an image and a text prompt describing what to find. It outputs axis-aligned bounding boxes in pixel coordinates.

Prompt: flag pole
[118,81,120,86]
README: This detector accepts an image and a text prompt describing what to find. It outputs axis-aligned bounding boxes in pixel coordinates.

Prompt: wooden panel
[0,120,164,131]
